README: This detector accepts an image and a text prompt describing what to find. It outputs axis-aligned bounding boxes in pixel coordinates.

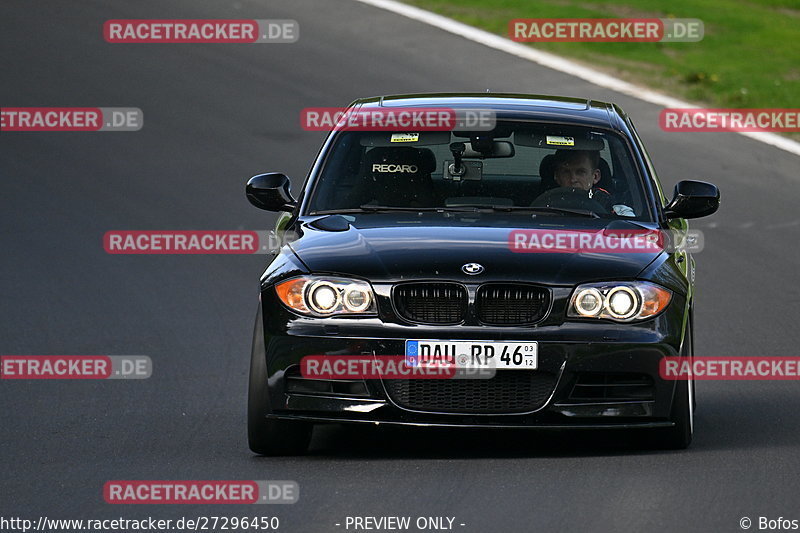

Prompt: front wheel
[642,319,694,450]
[248,416,312,456]
[651,377,693,449]
[248,307,312,455]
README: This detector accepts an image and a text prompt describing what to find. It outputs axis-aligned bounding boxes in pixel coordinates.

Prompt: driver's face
[553,155,601,190]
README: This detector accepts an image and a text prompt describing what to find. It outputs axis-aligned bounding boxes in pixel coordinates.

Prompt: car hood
[288,215,662,285]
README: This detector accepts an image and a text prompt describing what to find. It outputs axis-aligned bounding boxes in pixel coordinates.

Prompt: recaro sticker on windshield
[390,133,420,143]
[546,135,575,146]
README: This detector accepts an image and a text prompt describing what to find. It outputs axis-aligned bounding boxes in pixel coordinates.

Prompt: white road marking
[352,0,800,158]
[765,219,800,229]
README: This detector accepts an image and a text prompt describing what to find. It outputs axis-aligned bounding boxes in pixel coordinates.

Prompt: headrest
[539,154,556,185]
[596,157,613,191]
[364,147,436,180]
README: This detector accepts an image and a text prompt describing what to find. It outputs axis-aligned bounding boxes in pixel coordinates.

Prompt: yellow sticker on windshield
[546,135,574,146]
[390,133,420,143]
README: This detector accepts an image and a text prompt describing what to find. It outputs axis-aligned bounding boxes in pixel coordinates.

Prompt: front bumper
[257,290,688,429]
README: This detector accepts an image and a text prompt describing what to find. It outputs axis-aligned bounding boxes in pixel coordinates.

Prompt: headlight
[275,276,377,317]
[574,287,603,317]
[568,281,671,322]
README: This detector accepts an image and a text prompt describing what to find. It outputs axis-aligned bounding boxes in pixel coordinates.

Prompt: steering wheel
[531,187,610,215]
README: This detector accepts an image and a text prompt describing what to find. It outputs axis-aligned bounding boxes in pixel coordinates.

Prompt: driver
[551,149,634,216]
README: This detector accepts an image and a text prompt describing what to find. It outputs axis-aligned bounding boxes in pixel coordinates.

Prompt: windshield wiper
[311,205,599,217]
[446,205,601,218]
[311,205,489,215]
[359,205,441,212]
[310,207,429,214]
[526,207,601,218]
[358,204,500,213]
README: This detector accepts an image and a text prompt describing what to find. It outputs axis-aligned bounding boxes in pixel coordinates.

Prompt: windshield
[306,121,652,220]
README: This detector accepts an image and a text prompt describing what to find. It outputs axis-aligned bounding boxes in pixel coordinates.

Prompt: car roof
[350,92,625,130]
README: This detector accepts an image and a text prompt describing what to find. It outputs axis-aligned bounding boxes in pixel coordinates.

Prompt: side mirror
[246,173,297,212]
[664,180,720,219]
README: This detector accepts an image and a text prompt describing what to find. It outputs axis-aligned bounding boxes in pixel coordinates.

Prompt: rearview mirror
[463,140,514,158]
[245,173,297,212]
[664,180,720,219]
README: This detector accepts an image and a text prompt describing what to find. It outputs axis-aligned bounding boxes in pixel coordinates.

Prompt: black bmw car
[245,93,720,454]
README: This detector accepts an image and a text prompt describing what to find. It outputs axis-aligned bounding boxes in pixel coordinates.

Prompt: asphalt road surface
[2,1,800,532]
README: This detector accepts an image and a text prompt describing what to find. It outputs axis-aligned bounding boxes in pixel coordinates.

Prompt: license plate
[405,340,537,369]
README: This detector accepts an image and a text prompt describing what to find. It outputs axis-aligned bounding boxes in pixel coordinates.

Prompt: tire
[248,417,312,456]
[656,377,693,450]
[248,307,312,455]
[642,317,694,450]
[690,307,697,413]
